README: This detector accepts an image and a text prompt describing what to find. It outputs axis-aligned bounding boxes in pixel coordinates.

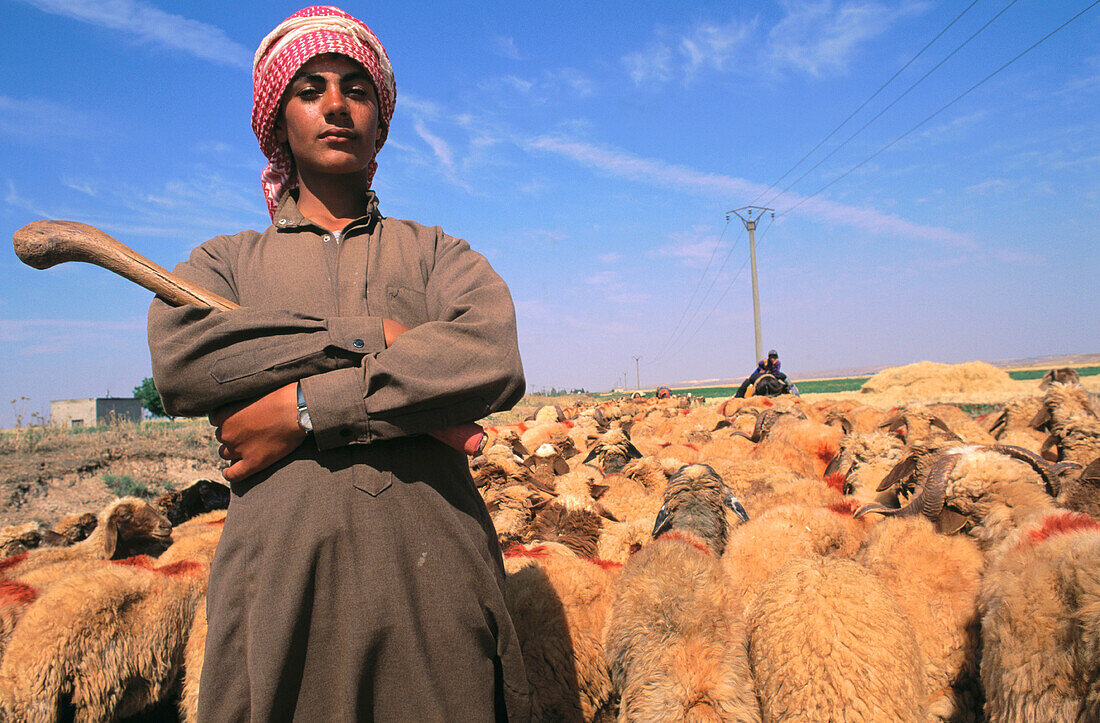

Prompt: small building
[51,397,144,428]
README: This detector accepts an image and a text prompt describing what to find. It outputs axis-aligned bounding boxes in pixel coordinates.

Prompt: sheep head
[582,428,643,474]
[154,479,230,525]
[856,444,1060,538]
[100,497,173,558]
[651,463,749,556]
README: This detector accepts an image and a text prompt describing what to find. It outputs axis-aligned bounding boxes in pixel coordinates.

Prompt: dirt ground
[2,358,1096,529]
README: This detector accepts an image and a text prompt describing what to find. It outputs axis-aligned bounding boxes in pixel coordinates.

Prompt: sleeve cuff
[300,367,370,450]
[326,316,386,355]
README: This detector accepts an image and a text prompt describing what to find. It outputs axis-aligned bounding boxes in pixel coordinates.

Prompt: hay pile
[860,361,1016,396]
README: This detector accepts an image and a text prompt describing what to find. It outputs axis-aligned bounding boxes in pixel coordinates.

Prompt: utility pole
[633,355,641,390]
[726,206,774,362]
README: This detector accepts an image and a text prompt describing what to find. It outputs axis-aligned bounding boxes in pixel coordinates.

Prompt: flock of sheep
[0,368,1098,721]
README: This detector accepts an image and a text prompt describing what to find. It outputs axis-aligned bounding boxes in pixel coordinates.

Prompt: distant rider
[734,349,787,398]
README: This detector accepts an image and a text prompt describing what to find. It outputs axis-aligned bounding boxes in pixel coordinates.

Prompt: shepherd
[147,6,530,720]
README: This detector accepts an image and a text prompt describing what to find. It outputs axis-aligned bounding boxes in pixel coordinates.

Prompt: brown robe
[148,192,530,722]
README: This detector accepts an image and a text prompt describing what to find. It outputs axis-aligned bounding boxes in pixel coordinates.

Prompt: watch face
[297,408,312,432]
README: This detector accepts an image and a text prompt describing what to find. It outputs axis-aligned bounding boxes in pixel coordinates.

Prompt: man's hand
[210,382,306,483]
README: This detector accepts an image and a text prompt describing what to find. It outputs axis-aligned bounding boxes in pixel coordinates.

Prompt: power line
[778,0,1100,220]
[749,0,983,208]
[649,218,735,362]
[761,0,1022,210]
[648,223,746,365]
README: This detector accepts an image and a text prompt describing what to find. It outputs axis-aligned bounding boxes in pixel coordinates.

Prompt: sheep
[50,512,98,545]
[153,479,230,526]
[978,511,1100,722]
[746,556,926,722]
[854,517,985,721]
[581,428,644,474]
[878,404,964,445]
[504,544,621,721]
[0,558,208,721]
[1,497,172,580]
[0,498,174,657]
[987,396,1045,442]
[823,430,907,505]
[0,522,58,558]
[856,444,1100,720]
[722,500,874,614]
[604,464,760,722]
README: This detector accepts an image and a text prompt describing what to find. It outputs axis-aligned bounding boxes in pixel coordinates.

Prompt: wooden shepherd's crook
[12,219,485,455]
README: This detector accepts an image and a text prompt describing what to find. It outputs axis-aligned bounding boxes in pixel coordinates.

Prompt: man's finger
[218,444,236,461]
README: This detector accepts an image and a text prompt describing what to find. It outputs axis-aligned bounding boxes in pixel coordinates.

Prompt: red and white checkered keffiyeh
[252,6,396,219]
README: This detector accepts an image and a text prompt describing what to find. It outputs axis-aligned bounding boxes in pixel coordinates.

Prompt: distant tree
[133,377,169,418]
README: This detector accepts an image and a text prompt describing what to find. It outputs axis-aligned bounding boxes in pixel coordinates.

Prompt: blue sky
[2,0,1097,427]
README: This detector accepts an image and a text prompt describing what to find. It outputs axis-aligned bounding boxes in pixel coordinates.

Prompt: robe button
[353,339,365,348]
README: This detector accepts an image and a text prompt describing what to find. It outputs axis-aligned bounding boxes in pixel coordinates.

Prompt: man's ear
[274,116,287,144]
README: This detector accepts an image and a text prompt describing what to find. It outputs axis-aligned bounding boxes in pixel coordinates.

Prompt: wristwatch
[296,381,313,433]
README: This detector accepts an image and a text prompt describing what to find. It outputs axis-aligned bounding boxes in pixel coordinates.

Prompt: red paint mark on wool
[0,581,37,605]
[115,555,155,569]
[827,500,861,517]
[679,409,689,416]
[761,398,774,407]
[1023,512,1100,548]
[586,557,622,570]
[824,472,847,495]
[503,543,550,559]
[685,443,700,452]
[815,443,838,466]
[207,518,226,527]
[659,531,711,556]
[157,561,205,577]
[0,553,28,576]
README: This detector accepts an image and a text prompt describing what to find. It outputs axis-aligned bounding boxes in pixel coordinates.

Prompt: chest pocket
[385,285,428,329]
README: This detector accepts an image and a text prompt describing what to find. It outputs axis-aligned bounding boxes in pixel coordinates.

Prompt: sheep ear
[594,502,619,523]
[589,483,610,500]
[103,516,119,557]
[625,441,644,460]
[935,508,968,535]
[1029,407,1052,430]
[651,505,672,538]
[582,447,600,465]
[725,494,750,522]
[553,457,570,476]
[713,419,731,431]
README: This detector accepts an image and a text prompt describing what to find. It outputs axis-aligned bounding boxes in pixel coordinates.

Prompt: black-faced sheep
[153,479,230,526]
[581,428,644,475]
[604,464,760,722]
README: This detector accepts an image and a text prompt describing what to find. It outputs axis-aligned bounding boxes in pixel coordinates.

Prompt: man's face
[275,54,380,179]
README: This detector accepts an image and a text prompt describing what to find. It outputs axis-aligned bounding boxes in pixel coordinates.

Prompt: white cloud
[494,36,521,60]
[18,0,251,70]
[0,95,94,141]
[414,119,455,170]
[526,135,979,248]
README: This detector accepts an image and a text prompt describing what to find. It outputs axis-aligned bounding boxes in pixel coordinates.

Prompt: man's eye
[297,88,322,100]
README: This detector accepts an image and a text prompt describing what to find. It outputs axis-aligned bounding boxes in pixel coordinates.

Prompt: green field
[591,364,1099,401]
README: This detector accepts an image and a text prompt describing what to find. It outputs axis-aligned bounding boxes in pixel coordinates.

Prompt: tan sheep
[0,558,207,721]
[604,464,759,721]
[504,544,621,721]
[747,556,926,722]
[855,517,985,721]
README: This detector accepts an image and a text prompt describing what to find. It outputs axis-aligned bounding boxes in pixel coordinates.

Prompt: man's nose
[322,86,349,116]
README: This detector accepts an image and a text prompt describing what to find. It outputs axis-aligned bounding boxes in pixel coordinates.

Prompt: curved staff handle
[12,220,485,455]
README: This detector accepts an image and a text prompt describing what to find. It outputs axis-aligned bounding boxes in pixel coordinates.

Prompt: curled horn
[1040,434,1060,463]
[856,453,955,521]
[876,454,919,492]
[1029,406,1052,431]
[984,444,1061,497]
[732,410,771,443]
[878,411,906,436]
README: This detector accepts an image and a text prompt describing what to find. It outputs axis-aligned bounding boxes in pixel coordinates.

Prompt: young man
[147,7,529,720]
[734,349,788,398]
